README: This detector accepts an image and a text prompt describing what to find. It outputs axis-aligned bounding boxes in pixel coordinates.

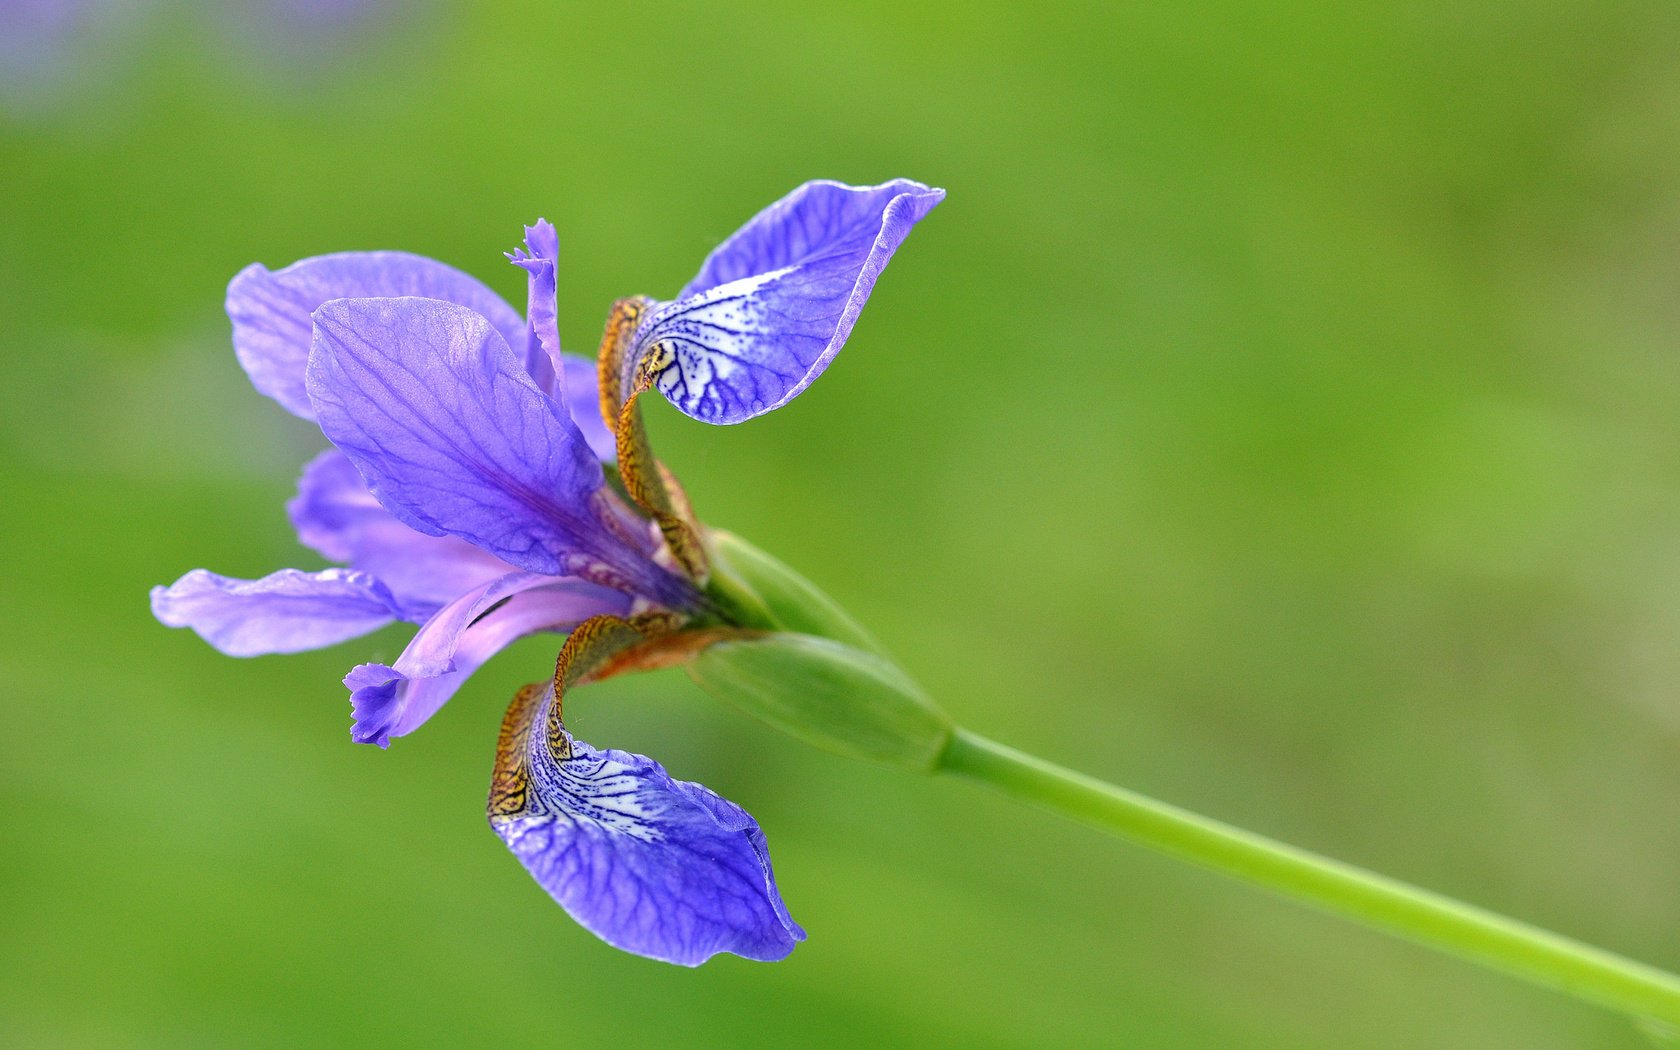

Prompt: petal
[305,296,614,578]
[504,222,616,462]
[347,575,628,746]
[562,352,616,463]
[610,368,710,580]
[228,251,525,419]
[630,179,944,424]
[590,298,709,579]
[506,220,564,394]
[150,568,399,657]
[288,448,511,617]
[489,681,805,964]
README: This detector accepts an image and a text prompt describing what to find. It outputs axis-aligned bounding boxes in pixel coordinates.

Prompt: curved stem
[938,728,1680,1027]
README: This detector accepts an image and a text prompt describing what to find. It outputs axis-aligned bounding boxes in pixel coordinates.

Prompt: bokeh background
[4,1,1680,1046]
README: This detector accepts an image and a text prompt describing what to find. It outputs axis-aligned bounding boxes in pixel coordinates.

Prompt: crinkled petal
[288,448,512,617]
[306,296,614,578]
[506,220,564,393]
[150,568,399,657]
[489,681,804,964]
[629,179,944,424]
[228,251,525,419]
[503,222,615,461]
[347,576,627,746]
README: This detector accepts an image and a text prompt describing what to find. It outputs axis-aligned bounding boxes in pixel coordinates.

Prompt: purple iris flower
[151,178,943,964]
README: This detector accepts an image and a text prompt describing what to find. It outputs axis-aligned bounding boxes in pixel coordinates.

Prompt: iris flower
[151,179,944,964]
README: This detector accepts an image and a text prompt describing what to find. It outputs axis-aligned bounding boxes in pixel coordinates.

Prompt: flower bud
[687,633,952,773]
[705,530,885,655]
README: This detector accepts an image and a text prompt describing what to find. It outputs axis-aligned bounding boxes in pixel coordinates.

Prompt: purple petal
[490,682,804,964]
[561,353,616,462]
[505,222,615,462]
[348,575,627,746]
[630,179,944,424]
[150,568,399,657]
[305,296,614,578]
[228,252,525,419]
[288,448,512,617]
[506,220,563,393]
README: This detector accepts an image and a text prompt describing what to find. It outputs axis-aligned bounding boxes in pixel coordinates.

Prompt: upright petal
[489,681,804,964]
[506,220,564,394]
[305,296,613,578]
[505,222,616,461]
[228,251,525,419]
[288,449,511,617]
[626,179,944,424]
[347,575,628,746]
[150,568,400,657]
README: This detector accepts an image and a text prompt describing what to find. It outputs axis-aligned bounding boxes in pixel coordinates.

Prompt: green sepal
[704,530,886,655]
[687,633,952,773]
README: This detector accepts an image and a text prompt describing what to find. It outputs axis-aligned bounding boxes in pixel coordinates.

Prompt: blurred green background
[5,1,1680,1046]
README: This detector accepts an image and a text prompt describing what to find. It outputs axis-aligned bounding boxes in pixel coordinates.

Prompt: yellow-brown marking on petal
[593,625,759,682]
[488,681,549,820]
[488,614,731,824]
[593,297,709,582]
[616,364,709,580]
[545,615,646,759]
[489,613,686,822]
[595,296,650,435]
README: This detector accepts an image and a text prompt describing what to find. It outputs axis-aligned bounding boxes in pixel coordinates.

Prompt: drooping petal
[305,296,615,578]
[626,179,944,425]
[346,574,628,747]
[591,296,708,578]
[150,568,400,657]
[228,252,525,419]
[489,680,805,964]
[611,367,709,580]
[287,448,511,617]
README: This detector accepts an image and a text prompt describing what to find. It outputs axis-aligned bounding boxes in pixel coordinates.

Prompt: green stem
[703,530,1679,1031]
[939,728,1680,1027]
